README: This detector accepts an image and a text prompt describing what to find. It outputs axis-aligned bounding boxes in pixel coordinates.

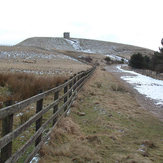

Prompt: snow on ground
[10,69,73,75]
[65,39,94,53]
[117,65,163,106]
[30,154,40,163]
[0,51,80,62]
[106,54,128,63]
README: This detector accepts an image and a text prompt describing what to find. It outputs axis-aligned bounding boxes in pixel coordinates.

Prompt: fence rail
[0,66,96,163]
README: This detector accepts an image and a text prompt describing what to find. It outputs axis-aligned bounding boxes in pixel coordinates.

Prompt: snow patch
[65,39,94,53]
[106,54,128,63]
[117,65,163,105]
[0,51,80,62]
[30,154,40,163]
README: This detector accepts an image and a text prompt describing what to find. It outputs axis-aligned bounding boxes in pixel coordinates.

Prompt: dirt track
[105,64,163,121]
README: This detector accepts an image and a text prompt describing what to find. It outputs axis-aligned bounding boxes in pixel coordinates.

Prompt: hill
[0,45,90,76]
[17,37,154,59]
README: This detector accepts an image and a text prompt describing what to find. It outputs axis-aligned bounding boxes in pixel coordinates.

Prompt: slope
[17,37,154,59]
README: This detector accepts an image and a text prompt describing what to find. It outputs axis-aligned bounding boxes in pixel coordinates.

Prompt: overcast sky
[0,0,162,50]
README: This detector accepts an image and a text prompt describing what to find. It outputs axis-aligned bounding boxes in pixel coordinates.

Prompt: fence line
[0,66,96,163]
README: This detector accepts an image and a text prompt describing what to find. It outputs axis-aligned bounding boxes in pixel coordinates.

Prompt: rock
[77,112,86,116]
[108,114,112,117]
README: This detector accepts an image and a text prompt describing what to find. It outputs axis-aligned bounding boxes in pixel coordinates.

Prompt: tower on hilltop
[63,32,70,39]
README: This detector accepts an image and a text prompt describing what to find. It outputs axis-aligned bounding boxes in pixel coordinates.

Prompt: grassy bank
[39,68,163,163]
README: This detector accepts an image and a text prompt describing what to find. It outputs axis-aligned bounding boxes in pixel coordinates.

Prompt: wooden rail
[0,66,96,163]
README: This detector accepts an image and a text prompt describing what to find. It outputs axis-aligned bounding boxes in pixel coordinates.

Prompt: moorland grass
[0,72,66,103]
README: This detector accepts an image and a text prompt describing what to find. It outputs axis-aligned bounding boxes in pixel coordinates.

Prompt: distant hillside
[17,37,154,59]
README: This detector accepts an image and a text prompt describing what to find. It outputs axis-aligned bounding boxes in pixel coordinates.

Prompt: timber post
[1,100,13,163]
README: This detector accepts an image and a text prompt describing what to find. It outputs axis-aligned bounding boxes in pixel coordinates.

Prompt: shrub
[80,56,92,63]
[104,56,111,63]
[129,53,145,69]
[150,51,163,73]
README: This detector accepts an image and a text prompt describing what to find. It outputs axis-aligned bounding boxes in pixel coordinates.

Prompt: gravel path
[105,64,163,121]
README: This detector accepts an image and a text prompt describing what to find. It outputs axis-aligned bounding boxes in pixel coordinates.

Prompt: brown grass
[39,117,102,163]
[0,72,66,102]
[39,67,163,162]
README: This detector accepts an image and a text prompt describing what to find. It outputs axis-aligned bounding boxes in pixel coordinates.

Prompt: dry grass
[110,83,127,92]
[0,72,66,103]
[0,45,91,76]
[40,67,163,162]
[39,117,102,163]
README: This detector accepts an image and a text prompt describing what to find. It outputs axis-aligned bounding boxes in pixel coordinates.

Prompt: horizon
[0,0,162,51]
[0,35,157,51]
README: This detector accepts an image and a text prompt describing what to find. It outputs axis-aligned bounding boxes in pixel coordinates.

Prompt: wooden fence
[0,66,96,163]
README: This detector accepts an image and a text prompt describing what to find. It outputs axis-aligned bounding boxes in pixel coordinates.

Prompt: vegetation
[129,50,163,73]
[150,51,163,73]
[129,53,146,69]
[104,56,124,65]
[80,56,93,63]
[39,68,163,162]
[0,73,66,104]
[104,56,111,63]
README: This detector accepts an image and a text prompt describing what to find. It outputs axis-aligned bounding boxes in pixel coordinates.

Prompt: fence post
[1,100,13,163]
[64,80,68,112]
[81,72,85,87]
[69,78,73,98]
[73,74,77,91]
[53,90,59,125]
[35,96,43,146]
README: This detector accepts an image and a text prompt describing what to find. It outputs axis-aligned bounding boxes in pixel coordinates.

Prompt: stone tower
[63,32,70,39]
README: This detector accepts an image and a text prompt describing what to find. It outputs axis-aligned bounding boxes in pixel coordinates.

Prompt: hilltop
[17,37,154,59]
[0,37,154,77]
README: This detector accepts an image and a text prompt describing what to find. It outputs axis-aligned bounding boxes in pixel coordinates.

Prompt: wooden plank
[73,75,77,91]
[5,68,95,163]
[35,97,43,146]
[5,100,65,163]
[24,94,75,163]
[0,84,79,150]
[0,99,59,150]
[53,90,59,125]
[1,101,13,163]
[64,80,68,112]
[0,74,81,119]
[0,67,95,162]
[24,94,76,163]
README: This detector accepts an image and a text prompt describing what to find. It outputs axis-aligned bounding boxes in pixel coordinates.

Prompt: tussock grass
[39,68,163,162]
[0,72,66,103]
[18,111,34,125]
[39,117,102,163]
[110,83,127,92]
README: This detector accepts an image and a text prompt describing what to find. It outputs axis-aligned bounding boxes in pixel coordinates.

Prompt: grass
[39,68,163,163]
[0,72,66,103]
[110,83,127,92]
[0,72,68,162]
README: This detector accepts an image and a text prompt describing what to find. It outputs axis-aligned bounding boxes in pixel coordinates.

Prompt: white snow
[10,69,73,75]
[30,154,40,163]
[106,54,128,63]
[16,112,23,117]
[65,39,94,53]
[0,51,80,62]
[117,65,163,105]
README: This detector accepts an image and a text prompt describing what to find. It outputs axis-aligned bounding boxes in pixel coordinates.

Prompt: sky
[0,0,162,50]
